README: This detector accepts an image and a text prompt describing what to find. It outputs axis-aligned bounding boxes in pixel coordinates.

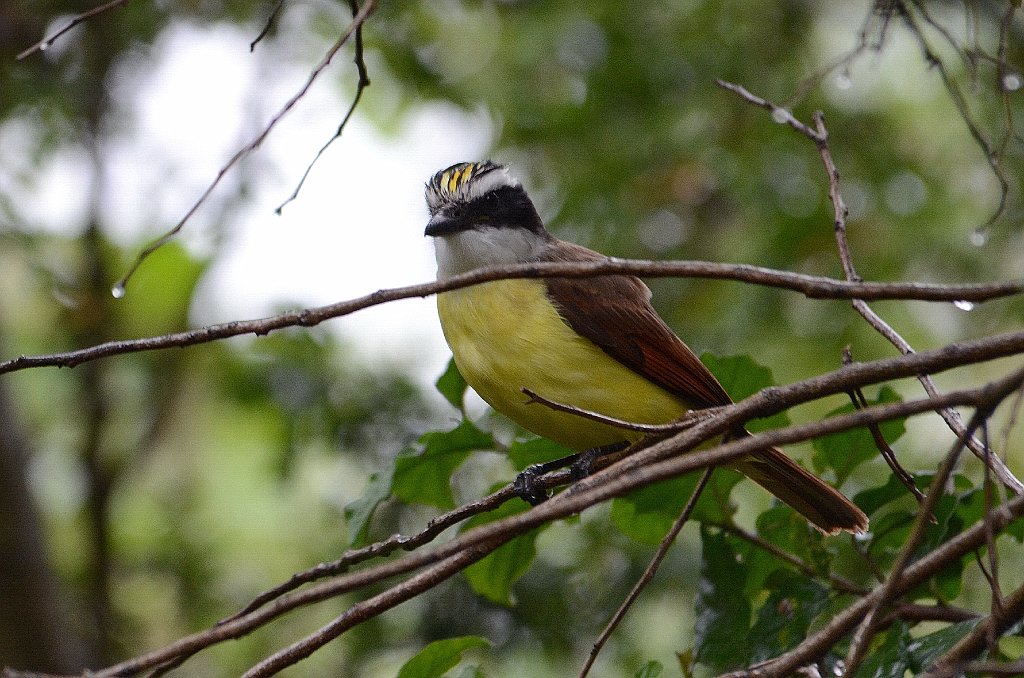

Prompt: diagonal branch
[14,365,1024,678]
[274,0,371,214]
[112,0,378,294]
[579,468,713,678]
[717,77,1024,494]
[16,0,134,60]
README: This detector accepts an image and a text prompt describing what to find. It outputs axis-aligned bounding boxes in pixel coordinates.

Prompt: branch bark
[2,259,1021,375]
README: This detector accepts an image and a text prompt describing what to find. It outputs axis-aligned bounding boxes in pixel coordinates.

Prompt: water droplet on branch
[953,300,975,312]
[111,283,126,299]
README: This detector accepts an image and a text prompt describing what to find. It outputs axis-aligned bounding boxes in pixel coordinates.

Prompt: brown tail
[730,446,868,535]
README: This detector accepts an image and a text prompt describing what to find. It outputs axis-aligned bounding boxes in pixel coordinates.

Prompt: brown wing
[542,241,731,409]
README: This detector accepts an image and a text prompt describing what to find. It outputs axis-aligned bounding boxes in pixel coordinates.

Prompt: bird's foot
[513,442,630,505]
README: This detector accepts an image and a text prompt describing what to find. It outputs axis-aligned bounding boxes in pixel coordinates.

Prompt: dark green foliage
[694,528,751,671]
[462,487,537,606]
[396,636,489,678]
[393,420,495,509]
[812,385,905,485]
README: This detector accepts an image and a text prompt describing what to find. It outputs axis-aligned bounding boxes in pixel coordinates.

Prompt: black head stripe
[424,161,547,235]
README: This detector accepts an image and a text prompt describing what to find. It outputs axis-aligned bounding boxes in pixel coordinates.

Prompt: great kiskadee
[425,161,868,534]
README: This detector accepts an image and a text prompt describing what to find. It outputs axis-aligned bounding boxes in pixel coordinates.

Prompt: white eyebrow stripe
[464,165,520,202]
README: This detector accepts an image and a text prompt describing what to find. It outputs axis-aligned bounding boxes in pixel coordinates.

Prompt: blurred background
[1,1,1023,675]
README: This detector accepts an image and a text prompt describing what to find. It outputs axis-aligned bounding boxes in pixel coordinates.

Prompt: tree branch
[23,360,1022,677]
[112,0,378,294]
[16,0,134,60]
[3,259,1020,376]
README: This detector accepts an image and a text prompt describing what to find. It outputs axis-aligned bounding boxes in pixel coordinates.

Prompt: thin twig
[843,405,990,673]
[883,603,980,625]
[712,522,867,596]
[4,258,1022,376]
[112,0,378,294]
[522,387,721,434]
[901,2,1011,229]
[16,0,133,60]
[275,0,371,213]
[222,483,520,622]
[843,346,925,504]
[250,0,287,52]
[980,422,1005,653]
[578,468,713,678]
[715,80,824,141]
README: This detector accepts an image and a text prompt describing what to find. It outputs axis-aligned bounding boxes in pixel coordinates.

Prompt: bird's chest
[436,279,684,449]
[437,279,575,395]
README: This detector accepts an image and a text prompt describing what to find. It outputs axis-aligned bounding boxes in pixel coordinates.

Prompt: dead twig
[578,468,714,678]
[112,0,378,294]
[274,0,371,213]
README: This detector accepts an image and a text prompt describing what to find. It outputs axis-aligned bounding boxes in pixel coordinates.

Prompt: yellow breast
[437,279,688,451]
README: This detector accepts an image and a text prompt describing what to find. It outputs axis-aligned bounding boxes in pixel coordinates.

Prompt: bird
[423,160,868,535]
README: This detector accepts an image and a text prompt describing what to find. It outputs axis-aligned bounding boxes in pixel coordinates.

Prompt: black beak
[424,212,460,237]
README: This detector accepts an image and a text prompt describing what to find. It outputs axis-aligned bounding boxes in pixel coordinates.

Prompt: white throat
[433,227,548,279]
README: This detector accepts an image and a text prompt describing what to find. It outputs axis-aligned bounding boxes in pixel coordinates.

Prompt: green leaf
[956,486,1024,542]
[507,437,573,471]
[396,636,490,678]
[393,420,495,508]
[634,660,663,678]
[436,358,469,411]
[611,469,742,544]
[462,488,538,605]
[750,505,831,589]
[851,622,911,678]
[695,529,750,671]
[812,386,905,485]
[748,570,830,663]
[701,353,790,433]
[907,619,981,672]
[343,466,394,547]
[853,473,917,517]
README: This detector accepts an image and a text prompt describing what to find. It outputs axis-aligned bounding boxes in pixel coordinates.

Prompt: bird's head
[424,161,546,238]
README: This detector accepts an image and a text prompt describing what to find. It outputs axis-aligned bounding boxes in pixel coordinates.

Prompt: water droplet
[111,282,126,299]
[970,228,988,247]
[832,659,845,676]
[771,108,790,124]
[835,74,852,90]
[953,300,975,312]
[1003,73,1021,92]
[38,40,51,52]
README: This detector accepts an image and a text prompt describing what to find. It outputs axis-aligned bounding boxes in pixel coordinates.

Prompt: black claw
[512,442,631,505]
[569,449,598,481]
[514,464,550,505]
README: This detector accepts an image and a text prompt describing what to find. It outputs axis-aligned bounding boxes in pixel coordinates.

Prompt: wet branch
[3,258,1020,376]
